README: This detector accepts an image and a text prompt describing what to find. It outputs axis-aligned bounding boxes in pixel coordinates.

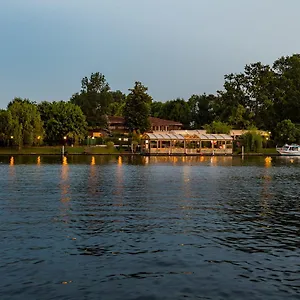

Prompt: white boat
[276,144,300,156]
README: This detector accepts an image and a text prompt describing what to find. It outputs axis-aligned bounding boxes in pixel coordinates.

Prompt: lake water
[0,155,299,300]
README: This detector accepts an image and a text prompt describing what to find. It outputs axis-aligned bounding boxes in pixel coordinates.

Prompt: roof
[149,117,182,126]
[107,116,124,124]
[143,131,232,141]
[107,116,183,126]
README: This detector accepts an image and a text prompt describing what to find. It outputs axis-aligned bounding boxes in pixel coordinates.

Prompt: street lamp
[62,136,67,156]
[10,136,14,148]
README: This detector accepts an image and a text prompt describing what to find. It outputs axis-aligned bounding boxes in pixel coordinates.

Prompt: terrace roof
[143,131,232,141]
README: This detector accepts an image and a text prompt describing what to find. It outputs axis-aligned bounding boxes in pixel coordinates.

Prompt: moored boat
[276,144,300,156]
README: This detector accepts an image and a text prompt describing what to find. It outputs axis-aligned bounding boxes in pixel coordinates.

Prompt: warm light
[37,156,41,165]
[118,156,122,165]
[37,136,41,140]
[62,156,68,165]
[10,136,14,139]
[63,136,67,140]
[265,156,272,167]
[91,156,95,165]
[9,156,14,165]
[91,136,95,139]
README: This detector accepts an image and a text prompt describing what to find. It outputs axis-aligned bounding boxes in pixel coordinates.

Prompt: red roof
[149,117,182,126]
[107,116,182,126]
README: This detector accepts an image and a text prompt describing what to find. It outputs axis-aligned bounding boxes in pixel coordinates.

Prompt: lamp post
[10,135,14,149]
[62,136,67,156]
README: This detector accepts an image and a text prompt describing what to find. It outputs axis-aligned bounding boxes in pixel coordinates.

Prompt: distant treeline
[1,54,300,147]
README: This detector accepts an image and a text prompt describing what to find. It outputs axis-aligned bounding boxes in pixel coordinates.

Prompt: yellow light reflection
[143,156,150,165]
[61,158,70,203]
[60,158,71,225]
[264,156,272,168]
[62,156,68,165]
[118,156,122,165]
[88,158,98,196]
[9,156,14,166]
[37,156,41,165]
[115,155,124,206]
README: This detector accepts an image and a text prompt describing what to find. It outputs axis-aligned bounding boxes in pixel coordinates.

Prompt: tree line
[1,53,300,148]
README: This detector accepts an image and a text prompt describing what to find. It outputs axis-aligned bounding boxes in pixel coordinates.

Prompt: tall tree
[272,54,300,124]
[70,72,112,128]
[7,98,44,148]
[38,101,87,145]
[123,81,152,133]
[273,119,299,145]
[188,94,215,128]
[107,90,126,116]
[150,101,165,118]
[0,109,14,146]
[159,98,191,128]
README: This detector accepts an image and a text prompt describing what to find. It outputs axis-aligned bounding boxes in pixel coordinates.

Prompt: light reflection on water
[0,155,299,300]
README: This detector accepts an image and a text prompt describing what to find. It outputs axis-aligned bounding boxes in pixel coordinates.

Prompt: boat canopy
[143,131,233,141]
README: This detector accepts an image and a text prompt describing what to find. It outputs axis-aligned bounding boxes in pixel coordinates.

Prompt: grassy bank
[0,146,127,155]
[0,146,278,155]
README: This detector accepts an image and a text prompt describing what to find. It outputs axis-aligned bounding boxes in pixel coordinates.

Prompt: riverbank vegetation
[1,53,300,152]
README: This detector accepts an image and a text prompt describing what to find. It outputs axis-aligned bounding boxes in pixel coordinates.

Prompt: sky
[1,0,300,108]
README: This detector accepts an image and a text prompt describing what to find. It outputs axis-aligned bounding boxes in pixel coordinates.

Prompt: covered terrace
[141,130,233,155]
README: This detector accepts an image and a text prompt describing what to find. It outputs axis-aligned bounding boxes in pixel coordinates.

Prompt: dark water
[0,155,299,300]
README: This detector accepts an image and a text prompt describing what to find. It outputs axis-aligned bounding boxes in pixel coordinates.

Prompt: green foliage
[70,72,111,127]
[7,98,44,148]
[150,101,164,118]
[0,109,13,146]
[106,141,114,149]
[273,119,299,145]
[240,131,263,153]
[38,101,87,145]
[204,121,231,134]
[159,98,191,128]
[107,90,126,116]
[188,94,214,128]
[124,81,152,133]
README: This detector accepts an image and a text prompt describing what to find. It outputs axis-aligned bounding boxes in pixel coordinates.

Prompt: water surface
[0,155,299,300]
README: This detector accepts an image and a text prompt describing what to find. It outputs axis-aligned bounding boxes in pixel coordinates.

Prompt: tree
[107,90,126,116]
[272,54,300,124]
[70,72,112,128]
[159,98,191,128]
[228,104,251,129]
[273,119,299,145]
[7,98,44,148]
[240,131,263,153]
[150,101,165,118]
[123,81,152,133]
[216,62,276,130]
[0,109,14,146]
[38,101,87,145]
[204,121,231,134]
[188,94,214,128]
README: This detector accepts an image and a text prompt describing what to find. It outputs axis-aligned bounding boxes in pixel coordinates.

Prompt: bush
[106,141,114,150]
[240,131,262,153]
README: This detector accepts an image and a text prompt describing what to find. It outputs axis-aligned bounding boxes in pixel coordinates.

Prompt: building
[141,130,233,155]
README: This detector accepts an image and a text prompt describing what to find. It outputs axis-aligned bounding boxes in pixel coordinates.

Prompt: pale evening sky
[1,0,300,108]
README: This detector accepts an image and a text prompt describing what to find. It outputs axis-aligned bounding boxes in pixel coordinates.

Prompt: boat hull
[277,151,300,156]
[276,144,300,156]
